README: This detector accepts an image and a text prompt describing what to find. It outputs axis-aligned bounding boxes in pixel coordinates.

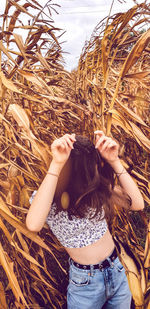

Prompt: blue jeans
[67,256,132,309]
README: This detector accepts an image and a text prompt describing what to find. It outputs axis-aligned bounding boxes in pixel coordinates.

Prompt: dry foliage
[0,0,149,308]
[74,2,150,308]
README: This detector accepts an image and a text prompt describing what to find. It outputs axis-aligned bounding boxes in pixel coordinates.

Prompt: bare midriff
[65,229,115,265]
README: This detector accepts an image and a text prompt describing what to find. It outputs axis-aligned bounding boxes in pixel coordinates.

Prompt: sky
[52,0,144,71]
[0,0,145,71]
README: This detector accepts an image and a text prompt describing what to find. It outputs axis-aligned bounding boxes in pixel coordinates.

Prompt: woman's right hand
[51,133,76,166]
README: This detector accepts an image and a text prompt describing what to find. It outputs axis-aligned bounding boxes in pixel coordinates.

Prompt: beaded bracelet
[47,172,59,177]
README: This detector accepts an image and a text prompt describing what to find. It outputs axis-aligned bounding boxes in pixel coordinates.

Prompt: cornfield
[0,0,150,308]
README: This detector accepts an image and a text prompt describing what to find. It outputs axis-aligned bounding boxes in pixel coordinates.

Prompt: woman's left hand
[94,130,119,163]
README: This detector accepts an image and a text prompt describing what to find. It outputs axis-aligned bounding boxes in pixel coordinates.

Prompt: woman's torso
[30,191,115,264]
[65,229,115,264]
[46,201,115,265]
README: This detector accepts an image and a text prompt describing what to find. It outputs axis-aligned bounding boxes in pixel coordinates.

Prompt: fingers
[94,130,104,136]
[59,139,69,151]
[52,134,76,152]
[94,131,118,152]
[95,135,107,149]
[94,130,104,142]
[64,134,76,149]
[94,130,107,149]
[100,139,118,153]
[62,134,76,150]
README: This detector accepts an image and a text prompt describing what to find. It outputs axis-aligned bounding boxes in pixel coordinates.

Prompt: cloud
[53,1,112,70]
[53,0,144,71]
[0,0,144,71]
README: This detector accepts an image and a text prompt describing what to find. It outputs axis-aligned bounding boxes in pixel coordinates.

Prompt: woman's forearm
[26,160,63,232]
[109,159,144,211]
[26,134,75,232]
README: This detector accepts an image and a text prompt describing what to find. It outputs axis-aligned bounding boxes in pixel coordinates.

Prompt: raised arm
[94,131,144,211]
[26,134,76,232]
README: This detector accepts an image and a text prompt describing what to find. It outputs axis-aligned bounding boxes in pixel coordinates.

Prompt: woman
[26,131,144,309]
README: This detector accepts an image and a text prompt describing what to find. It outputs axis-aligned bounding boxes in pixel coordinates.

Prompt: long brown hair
[55,135,131,224]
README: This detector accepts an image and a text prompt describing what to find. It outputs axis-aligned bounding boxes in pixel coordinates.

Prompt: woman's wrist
[107,158,123,173]
[47,160,64,176]
[107,158,129,179]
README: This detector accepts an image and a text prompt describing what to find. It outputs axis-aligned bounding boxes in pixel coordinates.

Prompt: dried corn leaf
[13,33,27,61]
[0,1,149,308]
[0,196,20,222]
[31,264,57,289]
[0,243,29,307]
[117,243,145,305]
[0,71,21,93]
[125,71,150,80]
[8,104,33,135]
[0,41,18,65]
[144,222,150,269]
[19,69,46,87]
[129,122,150,151]
[0,217,12,243]
[11,241,45,269]
[121,29,150,78]
[0,208,66,273]
[0,282,7,309]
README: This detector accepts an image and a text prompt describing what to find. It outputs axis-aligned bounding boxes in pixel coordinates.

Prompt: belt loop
[69,257,72,266]
[99,262,104,271]
[90,264,94,277]
[107,257,114,268]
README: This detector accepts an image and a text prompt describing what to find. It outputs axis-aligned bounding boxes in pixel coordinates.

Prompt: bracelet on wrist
[115,167,127,177]
[47,172,59,177]
[107,158,120,163]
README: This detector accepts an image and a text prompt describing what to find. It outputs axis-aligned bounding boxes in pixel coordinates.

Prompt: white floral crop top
[30,191,108,248]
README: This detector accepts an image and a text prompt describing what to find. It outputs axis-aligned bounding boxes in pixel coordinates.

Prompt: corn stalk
[75,2,150,308]
[0,0,150,308]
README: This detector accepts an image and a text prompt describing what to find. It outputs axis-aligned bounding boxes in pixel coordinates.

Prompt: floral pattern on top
[29,191,108,248]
